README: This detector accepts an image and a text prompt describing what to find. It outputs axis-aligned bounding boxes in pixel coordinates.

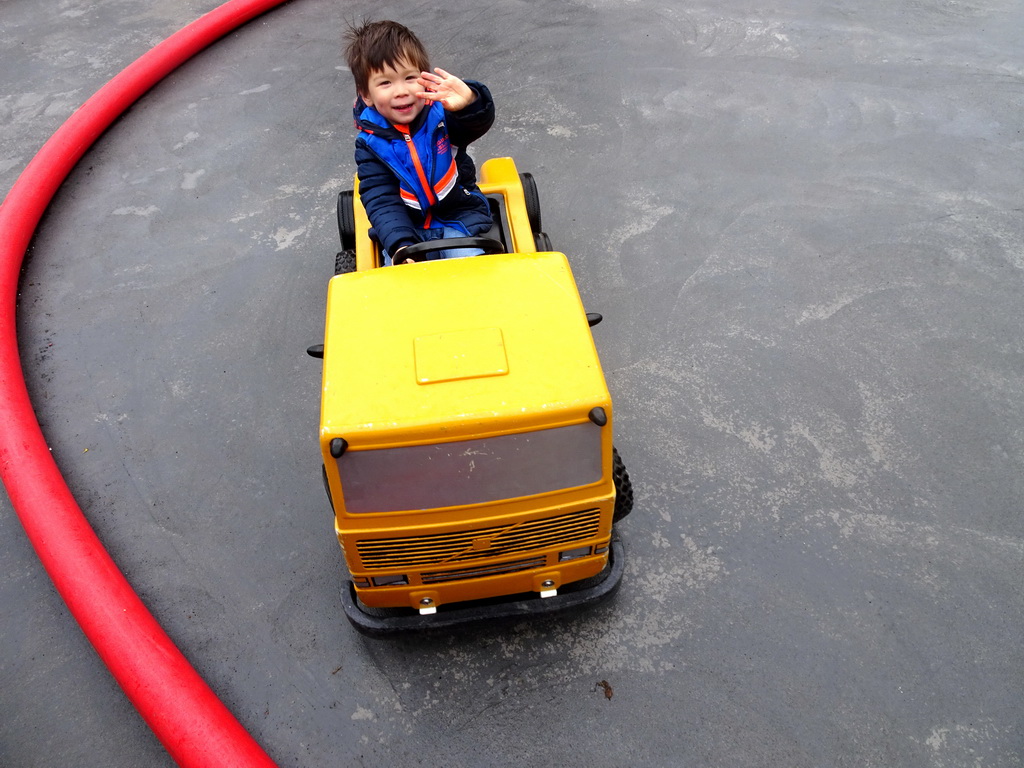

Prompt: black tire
[534,231,552,251]
[335,249,356,275]
[520,172,542,234]
[612,447,633,523]
[337,190,356,251]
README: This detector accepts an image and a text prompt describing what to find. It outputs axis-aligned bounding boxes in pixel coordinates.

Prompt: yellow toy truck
[309,158,632,633]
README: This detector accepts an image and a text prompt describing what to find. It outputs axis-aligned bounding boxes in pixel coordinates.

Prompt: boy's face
[361,58,425,126]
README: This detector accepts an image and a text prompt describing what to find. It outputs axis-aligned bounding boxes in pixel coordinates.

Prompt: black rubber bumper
[341,539,625,637]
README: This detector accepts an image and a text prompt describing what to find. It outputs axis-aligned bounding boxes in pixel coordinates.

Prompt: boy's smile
[362,58,426,126]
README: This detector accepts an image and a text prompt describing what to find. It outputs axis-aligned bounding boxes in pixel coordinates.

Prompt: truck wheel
[612,447,633,523]
[338,190,356,250]
[534,231,552,251]
[335,249,356,275]
[520,172,542,234]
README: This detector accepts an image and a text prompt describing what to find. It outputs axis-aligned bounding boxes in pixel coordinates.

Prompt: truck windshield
[338,422,603,514]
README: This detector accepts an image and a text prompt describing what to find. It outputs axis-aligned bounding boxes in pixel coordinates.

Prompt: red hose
[0,2,293,766]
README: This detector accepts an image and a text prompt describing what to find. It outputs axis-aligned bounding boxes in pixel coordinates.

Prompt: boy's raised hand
[416,68,477,112]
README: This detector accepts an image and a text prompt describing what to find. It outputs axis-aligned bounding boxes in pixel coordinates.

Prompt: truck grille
[355,508,601,571]
[422,557,547,584]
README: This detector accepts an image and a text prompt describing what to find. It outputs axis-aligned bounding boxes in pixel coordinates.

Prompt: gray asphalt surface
[2,0,1022,766]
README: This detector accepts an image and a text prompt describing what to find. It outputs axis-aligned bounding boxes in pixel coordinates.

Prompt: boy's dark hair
[344,21,430,97]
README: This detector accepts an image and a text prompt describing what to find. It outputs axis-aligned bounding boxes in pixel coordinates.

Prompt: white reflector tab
[540,589,558,599]
[419,606,437,615]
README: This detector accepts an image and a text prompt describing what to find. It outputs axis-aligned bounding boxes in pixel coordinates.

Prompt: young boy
[344,21,495,265]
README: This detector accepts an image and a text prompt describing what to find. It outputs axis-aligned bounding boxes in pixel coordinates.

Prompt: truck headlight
[372,574,409,587]
[559,546,592,562]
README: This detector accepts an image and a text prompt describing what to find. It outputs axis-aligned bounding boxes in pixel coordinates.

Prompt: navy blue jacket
[353,80,495,255]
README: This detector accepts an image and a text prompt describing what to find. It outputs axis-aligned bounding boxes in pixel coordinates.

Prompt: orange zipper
[396,124,436,208]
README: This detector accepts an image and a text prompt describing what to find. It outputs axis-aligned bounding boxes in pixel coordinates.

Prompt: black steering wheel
[395,236,505,263]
